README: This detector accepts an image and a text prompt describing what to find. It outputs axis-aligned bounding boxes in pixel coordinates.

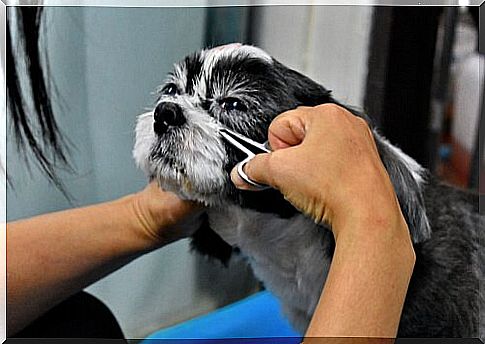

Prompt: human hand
[130,182,204,249]
[231,104,415,338]
[231,104,408,239]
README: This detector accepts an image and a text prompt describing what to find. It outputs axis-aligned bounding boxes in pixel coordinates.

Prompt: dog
[133,44,484,338]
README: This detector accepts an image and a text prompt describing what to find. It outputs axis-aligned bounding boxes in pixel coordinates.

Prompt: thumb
[268,110,307,150]
[230,153,276,191]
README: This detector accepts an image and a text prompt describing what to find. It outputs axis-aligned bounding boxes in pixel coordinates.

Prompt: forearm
[7,194,155,335]
[304,217,415,341]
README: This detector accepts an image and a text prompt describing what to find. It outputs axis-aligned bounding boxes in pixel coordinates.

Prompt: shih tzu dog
[134,44,484,338]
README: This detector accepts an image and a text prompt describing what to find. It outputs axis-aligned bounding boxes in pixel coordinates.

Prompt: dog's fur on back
[133,44,484,338]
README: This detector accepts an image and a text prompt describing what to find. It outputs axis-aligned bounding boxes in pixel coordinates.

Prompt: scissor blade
[220,130,255,157]
[220,128,271,156]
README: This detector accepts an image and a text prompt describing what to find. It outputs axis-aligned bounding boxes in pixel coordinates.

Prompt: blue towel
[142,290,302,344]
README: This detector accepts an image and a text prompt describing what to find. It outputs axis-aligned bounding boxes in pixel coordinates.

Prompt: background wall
[252,5,373,108]
[452,14,484,160]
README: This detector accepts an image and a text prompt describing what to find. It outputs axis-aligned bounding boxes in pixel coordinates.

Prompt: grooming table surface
[142,290,302,342]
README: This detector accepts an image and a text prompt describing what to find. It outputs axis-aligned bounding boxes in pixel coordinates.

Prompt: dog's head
[133,44,333,208]
[134,43,431,243]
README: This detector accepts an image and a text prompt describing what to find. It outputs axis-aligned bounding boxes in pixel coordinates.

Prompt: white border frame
[0,1,482,343]
[1,1,6,343]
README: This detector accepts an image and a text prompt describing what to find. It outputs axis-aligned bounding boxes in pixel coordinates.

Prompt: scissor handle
[237,156,270,190]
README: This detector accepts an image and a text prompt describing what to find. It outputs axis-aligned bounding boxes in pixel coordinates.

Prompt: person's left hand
[131,182,204,249]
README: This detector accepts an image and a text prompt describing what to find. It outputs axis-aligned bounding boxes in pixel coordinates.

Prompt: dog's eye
[220,98,247,112]
[161,83,179,96]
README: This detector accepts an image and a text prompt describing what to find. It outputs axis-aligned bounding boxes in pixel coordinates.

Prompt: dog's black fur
[137,46,484,338]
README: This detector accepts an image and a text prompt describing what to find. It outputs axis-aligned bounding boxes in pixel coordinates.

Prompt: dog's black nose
[153,102,186,135]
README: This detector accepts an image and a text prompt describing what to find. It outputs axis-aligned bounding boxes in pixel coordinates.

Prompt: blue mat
[142,291,302,343]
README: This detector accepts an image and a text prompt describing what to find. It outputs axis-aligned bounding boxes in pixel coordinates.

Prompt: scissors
[219,128,272,190]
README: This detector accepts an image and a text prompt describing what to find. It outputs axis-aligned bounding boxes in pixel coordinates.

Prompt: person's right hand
[231,104,415,338]
[231,104,408,239]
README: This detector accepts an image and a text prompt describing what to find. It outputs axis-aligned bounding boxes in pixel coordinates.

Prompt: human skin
[231,104,415,341]
[7,183,203,335]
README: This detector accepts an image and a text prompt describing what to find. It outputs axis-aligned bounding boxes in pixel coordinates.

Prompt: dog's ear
[190,213,234,266]
[374,133,432,243]
[274,60,334,107]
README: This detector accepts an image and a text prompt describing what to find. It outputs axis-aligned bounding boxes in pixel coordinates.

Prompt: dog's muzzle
[153,102,186,135]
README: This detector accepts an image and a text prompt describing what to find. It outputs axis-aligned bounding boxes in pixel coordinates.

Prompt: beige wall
[252,5,373,108]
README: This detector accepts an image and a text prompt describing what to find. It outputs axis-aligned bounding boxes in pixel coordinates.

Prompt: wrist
[112,194,166,254]
[125,185,203,251]
[334,212,416,270]
[330,178,409,239]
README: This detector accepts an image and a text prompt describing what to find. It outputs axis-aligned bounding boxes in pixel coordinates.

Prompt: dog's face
[134,44,332,206]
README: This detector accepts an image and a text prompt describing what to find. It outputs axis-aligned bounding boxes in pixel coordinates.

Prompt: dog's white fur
[133,105,227,204]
